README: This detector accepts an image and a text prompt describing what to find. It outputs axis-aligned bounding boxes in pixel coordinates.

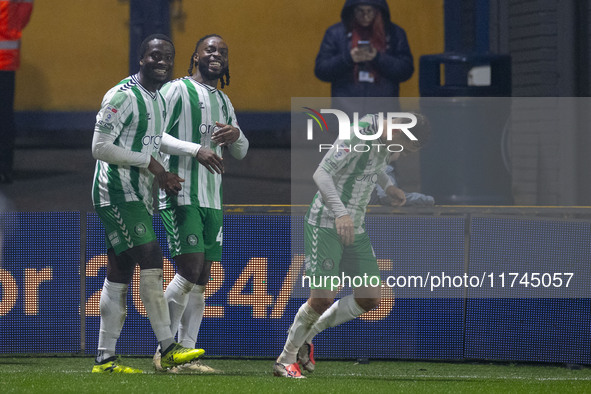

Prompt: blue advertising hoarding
[1,212,591,364]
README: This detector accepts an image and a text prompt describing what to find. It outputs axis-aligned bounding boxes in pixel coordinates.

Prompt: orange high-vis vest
[0,0,33,71]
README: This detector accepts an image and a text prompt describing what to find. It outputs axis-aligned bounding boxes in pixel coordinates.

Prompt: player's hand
[196,147,224,174]
[212,122,240,147]
[335,215,355,246]
[386,185,406,207]
[148,157,184,195]
[159,172,185,196]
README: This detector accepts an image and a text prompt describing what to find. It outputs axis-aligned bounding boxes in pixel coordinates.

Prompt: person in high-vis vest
[0,0,33,184]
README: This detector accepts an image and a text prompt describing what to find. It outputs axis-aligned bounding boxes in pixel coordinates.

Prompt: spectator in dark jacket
[315,0,414,117]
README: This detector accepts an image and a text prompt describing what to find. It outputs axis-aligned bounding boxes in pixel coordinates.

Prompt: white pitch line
[331,373,591,381]
[32,370,591,381]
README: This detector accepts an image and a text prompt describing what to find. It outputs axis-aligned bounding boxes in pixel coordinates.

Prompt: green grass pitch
[1,357,591,393]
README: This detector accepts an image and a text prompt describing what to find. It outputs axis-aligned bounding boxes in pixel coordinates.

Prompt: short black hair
[138,33,174,60]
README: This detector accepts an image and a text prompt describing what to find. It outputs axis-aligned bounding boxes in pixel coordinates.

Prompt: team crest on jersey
[322,258,335,271]
[187,234,199,246]
[134,223,147,236]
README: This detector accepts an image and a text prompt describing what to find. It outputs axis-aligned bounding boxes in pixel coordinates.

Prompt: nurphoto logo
[303,108,418,152]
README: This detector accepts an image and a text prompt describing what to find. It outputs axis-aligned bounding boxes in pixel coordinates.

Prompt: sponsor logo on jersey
[142,135,162,147]
[102,105,119,124]
[355,173,378,183]
[97,120,114,131]
[324,158,339,170]
[108,231,121,246]
[199,123,221,135]
[334,144,350,159]
[198,101,205,109]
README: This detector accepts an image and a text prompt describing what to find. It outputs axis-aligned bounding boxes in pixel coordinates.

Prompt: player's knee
[175,253,205,284]
[106,249,134,284]
[106,271,133,284]
[309,297,334,314]
[196,261,212,286]
[129,241,163,270]
[355,297,380,312]
[176,261,199,283]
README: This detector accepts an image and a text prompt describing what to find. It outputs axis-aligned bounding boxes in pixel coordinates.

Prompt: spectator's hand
[196,147,224,174]
[365,46,377,61]
[335,215,355,246]
[350,47,367,63]
[212,122,240,147]
[386,185,406,207]
[351,47,378,63]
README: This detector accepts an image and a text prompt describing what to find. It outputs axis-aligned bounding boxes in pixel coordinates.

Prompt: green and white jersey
[306,114,391,233]
[92,74,168,214]
[159,77,240,210]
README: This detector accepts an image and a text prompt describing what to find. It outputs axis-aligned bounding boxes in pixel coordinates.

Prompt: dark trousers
[0,71,16,175]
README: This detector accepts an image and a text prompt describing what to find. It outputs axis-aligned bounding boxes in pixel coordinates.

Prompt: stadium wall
[13,0,444,131]
[1,210,590,364]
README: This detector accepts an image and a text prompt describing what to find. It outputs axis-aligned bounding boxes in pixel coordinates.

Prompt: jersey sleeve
[224,94,240,128]
[319,139,357,175]
[91,131,151,168]
[319,113,380,174]
[313,166,349,218]
[160,132,200,157]
[222,93,249,160]
[94,89,133,140]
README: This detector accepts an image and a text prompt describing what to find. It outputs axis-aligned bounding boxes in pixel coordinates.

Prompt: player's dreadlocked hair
[187,34,231,89]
